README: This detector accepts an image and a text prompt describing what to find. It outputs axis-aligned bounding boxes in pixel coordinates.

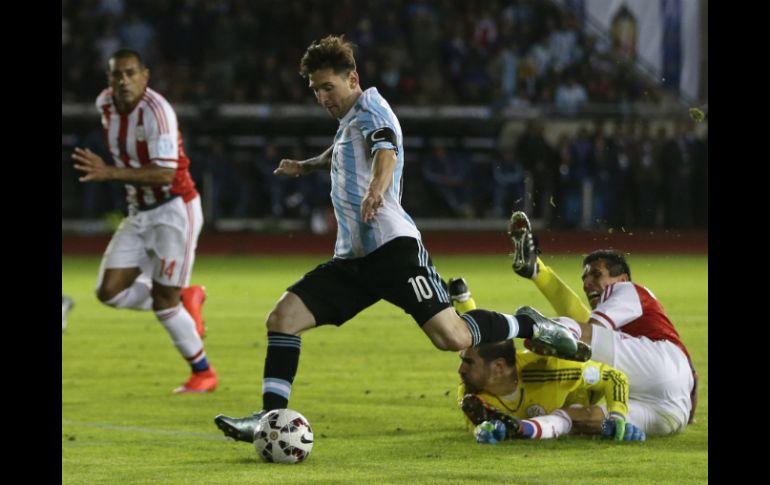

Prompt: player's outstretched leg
[517,306,591,362]
[508,211,539,279]
[214,411,267,443]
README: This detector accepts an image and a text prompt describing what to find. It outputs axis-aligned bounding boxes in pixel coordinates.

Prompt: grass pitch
[62,254,707,484]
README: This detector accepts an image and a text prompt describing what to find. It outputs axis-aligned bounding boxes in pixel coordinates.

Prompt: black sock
[262,331,301,411]
[462,309,513,345]
[514,314,535,339]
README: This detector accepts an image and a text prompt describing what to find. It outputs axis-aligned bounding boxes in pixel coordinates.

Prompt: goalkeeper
[458,340,645,443]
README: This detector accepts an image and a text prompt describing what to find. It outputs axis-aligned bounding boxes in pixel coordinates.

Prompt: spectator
[554,73,588,114]
[422,144,474,218]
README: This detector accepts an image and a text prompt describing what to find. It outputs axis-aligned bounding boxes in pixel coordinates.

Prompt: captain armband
[365,127,397,153]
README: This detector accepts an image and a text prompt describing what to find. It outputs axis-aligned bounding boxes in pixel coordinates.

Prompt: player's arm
[72,147,175,185]
[361,148,397,222]
[561,404,645,441]
[563,364,646,441]
[477,410,576,442]
[582,364,629,419]
[274,145,333,177]
[562,404,606,435]
[572,361,632,440]
[460,389,576,442]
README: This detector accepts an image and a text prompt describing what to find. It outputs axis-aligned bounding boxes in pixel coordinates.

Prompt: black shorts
[288,237,451,327]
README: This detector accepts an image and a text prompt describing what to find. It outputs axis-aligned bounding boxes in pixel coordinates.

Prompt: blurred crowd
[63,0,662,109]
[62,117,707,230]
[62,0,706,231]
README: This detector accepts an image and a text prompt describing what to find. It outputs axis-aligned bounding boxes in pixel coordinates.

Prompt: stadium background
[62,0,708,255]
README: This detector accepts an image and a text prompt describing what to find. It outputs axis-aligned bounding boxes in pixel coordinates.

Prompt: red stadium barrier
[62,230,707,255]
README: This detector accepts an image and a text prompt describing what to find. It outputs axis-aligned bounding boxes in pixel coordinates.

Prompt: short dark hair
[109,48,145,68]
[476,340,516,367]
[583,249,631,280]
[299,35,356,78]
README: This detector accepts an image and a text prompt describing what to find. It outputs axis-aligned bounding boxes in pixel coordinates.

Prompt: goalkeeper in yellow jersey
[457,339,644,443]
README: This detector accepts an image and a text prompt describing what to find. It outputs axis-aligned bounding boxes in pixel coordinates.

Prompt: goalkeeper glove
[601,413,646,441]
[474,420,507,445]
[621,422,646,441]
[462,394,522,439]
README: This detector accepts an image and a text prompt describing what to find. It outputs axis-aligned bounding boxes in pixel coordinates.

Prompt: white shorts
[97,196,203,289]
[591,324,693,436]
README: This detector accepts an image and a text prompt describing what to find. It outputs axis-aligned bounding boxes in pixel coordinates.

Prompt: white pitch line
[62,419,231,441]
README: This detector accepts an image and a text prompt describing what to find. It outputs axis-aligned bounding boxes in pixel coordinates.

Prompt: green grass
[62,254,708,484]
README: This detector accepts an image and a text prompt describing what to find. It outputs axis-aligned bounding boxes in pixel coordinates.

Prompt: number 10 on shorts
[408,276,433,302]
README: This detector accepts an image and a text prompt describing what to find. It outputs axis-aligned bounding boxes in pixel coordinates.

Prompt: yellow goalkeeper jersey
[458,350,628,426]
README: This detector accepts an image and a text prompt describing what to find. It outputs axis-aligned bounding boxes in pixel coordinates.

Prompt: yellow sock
[453,297,477,314]
[531,258,591,322]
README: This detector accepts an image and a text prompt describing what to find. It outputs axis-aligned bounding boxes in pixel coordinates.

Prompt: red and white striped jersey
[96,87,197,211]
[590,282,691,360]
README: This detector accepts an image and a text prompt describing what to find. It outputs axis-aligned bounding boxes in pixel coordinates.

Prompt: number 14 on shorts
[160,257,177,280]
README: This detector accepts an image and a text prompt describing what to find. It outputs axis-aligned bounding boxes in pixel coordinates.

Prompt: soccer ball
[253,409,314,464]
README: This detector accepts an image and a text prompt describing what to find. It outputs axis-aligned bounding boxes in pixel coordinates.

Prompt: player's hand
[621,422,646,441]
[474,420,507,445]
[688,107,705,123]
[274,159,303,177]
[72,147,112,182]
[601,414,645,441]
[602,412,625,441]
[361,191,384,222]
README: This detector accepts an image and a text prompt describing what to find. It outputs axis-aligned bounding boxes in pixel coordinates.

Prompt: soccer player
[457,211,696,435]
[62,294,75,332]
[214,35,582,442]
[458,340,646,443]
[72,49,216,393]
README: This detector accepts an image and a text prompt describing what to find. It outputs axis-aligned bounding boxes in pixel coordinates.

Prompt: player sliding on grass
[458,340,645,443]
[450,211,697,436]
[214,36,586,443]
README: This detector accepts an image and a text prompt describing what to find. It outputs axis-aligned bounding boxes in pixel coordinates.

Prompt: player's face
[457,348,490,394]
[108,56,149,112]
[308,68,359,119]
[581,260,627,309]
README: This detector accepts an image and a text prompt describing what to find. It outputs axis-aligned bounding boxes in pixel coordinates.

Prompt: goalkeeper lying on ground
[457,339,645,443]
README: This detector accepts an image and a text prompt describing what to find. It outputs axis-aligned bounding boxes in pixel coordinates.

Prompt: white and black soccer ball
[253,409,314,464]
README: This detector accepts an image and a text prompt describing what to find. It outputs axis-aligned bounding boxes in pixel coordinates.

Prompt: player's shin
[263,332,302,410]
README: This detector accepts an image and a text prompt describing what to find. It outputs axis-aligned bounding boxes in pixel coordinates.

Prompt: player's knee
[264,293,315,335]
[266,308,291,333]
[423,312,472,350]
[96,286,119,305]
[443,333,472,351]
[428,329,470,351]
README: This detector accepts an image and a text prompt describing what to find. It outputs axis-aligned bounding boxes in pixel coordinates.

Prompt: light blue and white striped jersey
[330,87,420,259]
